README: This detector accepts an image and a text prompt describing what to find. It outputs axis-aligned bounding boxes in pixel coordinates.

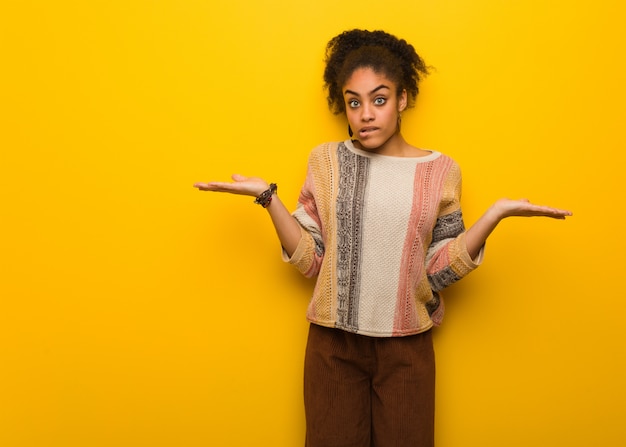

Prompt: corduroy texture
[304,323,435,447]
[285,140,483,337]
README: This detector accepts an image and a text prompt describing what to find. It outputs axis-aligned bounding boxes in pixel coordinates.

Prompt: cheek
[345,110,357,124]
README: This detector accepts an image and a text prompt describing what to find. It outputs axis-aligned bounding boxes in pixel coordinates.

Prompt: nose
[360,103,374,121]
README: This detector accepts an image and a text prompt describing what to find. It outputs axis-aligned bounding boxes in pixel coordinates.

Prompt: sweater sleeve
[281,153,326,278]
[425,163,484,292]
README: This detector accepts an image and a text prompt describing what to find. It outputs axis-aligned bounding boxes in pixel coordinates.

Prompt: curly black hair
[323,29,430,115]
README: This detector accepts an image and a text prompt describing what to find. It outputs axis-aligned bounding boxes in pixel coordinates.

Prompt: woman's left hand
[465,199,573,259]
[491,198,573,220]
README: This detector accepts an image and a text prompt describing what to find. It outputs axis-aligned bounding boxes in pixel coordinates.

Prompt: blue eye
[374,97,386,105]
[348,99,360,108]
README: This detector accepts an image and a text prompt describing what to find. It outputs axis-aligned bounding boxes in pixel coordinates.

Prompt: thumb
[231,174,248,182]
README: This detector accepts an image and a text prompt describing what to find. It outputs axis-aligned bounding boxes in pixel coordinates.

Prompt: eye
[348,99,360,108]
[374,97,386,105]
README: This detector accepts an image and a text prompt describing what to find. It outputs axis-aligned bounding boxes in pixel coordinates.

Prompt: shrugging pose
[195,29,572,447]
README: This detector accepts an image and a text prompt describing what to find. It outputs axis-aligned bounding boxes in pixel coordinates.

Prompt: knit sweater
[284,140,483,337]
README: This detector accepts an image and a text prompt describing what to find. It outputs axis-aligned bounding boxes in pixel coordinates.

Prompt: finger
[231,174,248,182]
[523,201,572,215]
[539,205,572,215]
[536,207,573,217]
[193,181,234,192]
[193,182,212,190]
[553,209,573,217]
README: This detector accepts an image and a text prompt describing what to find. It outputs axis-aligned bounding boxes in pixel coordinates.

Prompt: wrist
[488,200,510,222]
[254,183,277,208]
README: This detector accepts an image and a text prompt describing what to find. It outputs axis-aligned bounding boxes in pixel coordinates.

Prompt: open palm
[494,198,572,219]
[194,174,269,197]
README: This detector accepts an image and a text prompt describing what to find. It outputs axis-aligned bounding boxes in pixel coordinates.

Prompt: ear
[398,89,408,112]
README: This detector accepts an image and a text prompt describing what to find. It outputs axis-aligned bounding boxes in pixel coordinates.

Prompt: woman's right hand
[193,174,269,197]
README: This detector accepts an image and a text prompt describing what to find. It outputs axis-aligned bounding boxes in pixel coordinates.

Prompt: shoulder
[425,151,461,177]
[425,153,463,198]
[309,141,341,157]
[431,151,458,167]
[306,141,344,166]
[303,142,343,182]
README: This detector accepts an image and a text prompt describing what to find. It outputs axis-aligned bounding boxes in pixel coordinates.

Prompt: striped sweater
[284,140,483,337]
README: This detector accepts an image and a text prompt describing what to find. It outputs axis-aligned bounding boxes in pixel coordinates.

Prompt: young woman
[194,29,571,447]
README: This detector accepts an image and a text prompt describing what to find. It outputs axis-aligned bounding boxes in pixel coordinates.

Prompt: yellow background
[1,1,625,446]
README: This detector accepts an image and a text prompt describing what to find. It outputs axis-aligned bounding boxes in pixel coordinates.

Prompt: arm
[465,198,573,259]
[194,174,303,257]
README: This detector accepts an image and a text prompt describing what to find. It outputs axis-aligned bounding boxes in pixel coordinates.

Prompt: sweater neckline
[343,139,441,162]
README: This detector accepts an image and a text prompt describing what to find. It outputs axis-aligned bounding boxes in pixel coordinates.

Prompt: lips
[359,127,378,137]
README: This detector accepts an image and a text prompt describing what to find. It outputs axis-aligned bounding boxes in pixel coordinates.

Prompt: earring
[348,124,353,138]
[397,113,402,132]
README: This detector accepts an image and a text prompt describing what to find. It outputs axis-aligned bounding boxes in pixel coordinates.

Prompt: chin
[358,136,390,151]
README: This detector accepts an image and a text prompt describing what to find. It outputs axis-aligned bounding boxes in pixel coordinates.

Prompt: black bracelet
[254,183,277,208]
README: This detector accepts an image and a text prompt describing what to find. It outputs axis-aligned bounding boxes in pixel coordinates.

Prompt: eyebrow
[344,84,391,97]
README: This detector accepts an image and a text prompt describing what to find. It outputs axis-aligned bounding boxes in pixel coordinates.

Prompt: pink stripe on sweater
[393,157,453,334]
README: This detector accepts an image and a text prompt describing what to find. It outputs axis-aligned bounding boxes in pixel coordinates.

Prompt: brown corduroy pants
[304,324,435,447]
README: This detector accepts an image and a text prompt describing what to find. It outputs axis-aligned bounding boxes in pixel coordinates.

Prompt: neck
[353,133,431,158]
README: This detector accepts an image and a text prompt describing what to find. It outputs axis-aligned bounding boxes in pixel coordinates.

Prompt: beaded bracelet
[254,183,277,208]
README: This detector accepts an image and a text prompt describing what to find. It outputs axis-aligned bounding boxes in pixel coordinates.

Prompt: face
[343,67,407,153]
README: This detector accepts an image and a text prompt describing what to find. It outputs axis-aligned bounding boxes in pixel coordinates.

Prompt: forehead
[343,67,396,93]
